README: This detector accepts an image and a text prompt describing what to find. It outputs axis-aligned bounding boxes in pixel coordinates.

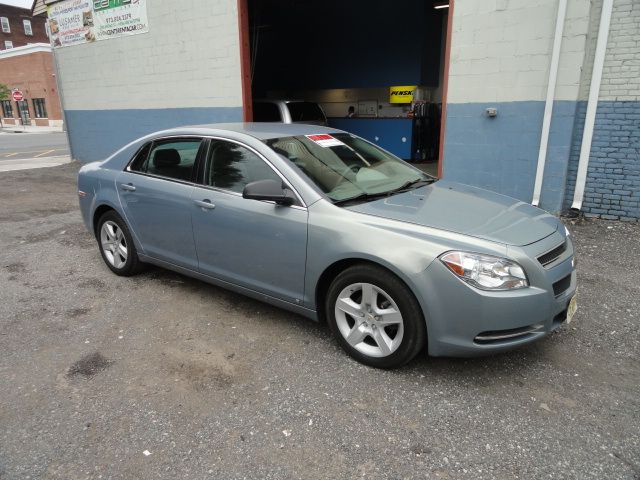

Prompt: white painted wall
[55,0,242,111]
[593,0,639,101]
[447,0,591,103]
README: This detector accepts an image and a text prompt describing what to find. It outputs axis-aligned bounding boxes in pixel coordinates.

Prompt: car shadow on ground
[127,262,555,384]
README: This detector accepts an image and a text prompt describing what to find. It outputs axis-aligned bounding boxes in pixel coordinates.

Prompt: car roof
[182,122,343,140]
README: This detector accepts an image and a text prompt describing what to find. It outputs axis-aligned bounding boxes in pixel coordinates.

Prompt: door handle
[120,183,136,192]
[194,199,216,210]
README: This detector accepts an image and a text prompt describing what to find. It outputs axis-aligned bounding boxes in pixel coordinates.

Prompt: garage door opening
[238,0,453,177]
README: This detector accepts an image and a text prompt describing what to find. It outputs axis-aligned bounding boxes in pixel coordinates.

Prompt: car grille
[553,274,572,297]
[537,241,567,267]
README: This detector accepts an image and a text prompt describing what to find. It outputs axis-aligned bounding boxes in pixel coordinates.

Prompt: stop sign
[11,90,24,101]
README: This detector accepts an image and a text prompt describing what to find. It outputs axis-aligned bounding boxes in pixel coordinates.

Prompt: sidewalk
[0,155,71,172]
[0,124,65,134]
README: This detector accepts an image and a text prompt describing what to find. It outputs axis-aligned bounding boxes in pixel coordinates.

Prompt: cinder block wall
[55,0,243,161]
[564,0,640,220]
[443,0,592,214]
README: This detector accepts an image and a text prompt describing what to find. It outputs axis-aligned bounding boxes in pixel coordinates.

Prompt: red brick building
[1,4,48,50]
[0,5,62,128]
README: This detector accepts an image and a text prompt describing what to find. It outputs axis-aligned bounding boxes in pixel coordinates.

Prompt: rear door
[117,137,204,270]
[191,138,308,303]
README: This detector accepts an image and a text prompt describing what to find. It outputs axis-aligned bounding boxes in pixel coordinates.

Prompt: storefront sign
[11,90,24,101]
[389,86,417,104]
[48,0,148,48]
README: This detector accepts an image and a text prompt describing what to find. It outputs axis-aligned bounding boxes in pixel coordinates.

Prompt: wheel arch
[92,204,117,237]
[314,257,427,330]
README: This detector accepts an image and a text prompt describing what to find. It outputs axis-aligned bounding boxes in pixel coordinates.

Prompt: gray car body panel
[78,123,577,357]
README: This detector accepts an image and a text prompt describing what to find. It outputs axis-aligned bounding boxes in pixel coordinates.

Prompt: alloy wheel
[334,282,404,358]
[100,220,128,269]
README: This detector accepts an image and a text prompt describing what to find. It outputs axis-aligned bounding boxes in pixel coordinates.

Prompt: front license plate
[567,296,578,324]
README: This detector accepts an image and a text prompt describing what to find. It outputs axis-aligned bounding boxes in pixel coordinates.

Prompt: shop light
[434,2,449,9]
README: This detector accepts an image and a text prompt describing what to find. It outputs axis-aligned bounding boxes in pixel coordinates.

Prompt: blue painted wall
[443,101,579,214]
[328,118,413,159]
[564,101,640,220]
[66,107,243,162]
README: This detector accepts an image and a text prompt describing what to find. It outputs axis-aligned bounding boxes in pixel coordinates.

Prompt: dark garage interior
[246,0,450,171]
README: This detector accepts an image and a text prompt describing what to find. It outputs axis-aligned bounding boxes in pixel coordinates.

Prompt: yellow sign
[389,85,417,104]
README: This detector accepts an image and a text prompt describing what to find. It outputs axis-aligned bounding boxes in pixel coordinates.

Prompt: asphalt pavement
[0,163,638,479]
[0,131,70,161]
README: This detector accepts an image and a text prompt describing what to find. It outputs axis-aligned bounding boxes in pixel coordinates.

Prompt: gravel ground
[0,163,638,480]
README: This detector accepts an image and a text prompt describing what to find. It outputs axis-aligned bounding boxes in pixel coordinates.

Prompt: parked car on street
[253,100,327,126]
[78,123,577,368]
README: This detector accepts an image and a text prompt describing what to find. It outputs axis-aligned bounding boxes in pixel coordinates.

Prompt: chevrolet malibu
[78,123,577,368]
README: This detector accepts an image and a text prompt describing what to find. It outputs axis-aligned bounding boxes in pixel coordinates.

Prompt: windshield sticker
[305,134,345,148]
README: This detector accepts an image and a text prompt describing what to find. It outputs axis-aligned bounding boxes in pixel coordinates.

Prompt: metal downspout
[571,0,614,211]
[532,0,567,207]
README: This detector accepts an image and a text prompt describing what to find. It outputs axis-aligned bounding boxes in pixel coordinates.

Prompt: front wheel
[326,264,426,369]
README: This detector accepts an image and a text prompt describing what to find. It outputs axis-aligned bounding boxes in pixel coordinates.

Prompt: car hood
[344,180,559,246]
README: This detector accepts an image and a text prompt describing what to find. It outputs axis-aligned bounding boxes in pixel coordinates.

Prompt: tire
[326,264,426,369]
[96,210,143,277]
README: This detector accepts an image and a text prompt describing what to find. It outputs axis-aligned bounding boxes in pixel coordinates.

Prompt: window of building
[4,41,13,49]
[1,100,13,118]
[32,98,47,118]
[23,19,32,36]
[1,17,9,33]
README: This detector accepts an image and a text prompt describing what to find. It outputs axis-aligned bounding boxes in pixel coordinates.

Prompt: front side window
[1,17,9,33]
[1,100,12,118]
[32,98,47,118]
[133,139,201,182]
[266,133,434,203]
[204,140,282,194]
[23,19,32,35]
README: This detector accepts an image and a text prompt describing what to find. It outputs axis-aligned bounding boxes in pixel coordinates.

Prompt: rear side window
[132,139,201,182]
[286,102,325,123]
[253,102,282,122]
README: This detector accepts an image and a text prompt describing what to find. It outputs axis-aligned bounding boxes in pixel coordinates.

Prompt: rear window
[286,102,325,123]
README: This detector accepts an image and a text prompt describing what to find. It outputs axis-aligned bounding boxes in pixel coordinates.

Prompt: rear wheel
[96,210,142,276]
[326,264,426,368]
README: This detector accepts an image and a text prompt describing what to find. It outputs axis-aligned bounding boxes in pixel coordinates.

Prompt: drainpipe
[532,0,567,207]
[571,0,614,211]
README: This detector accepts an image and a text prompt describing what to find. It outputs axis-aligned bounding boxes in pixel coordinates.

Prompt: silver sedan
[78,123,577,368]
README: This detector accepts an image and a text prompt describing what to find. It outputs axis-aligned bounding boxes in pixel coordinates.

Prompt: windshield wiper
[333,179,434,206]
[389,178,434,194]
[332,191,390,206]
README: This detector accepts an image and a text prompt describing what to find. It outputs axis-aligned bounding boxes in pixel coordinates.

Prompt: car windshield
[265,133,435,203]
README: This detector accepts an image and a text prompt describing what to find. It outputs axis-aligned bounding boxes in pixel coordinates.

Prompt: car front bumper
[416,232,577,357]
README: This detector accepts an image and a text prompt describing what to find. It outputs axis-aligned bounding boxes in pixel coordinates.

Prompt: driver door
[191,139,308,304]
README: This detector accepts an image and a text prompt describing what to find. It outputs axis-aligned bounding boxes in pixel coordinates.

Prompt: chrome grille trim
[474,324,545,343]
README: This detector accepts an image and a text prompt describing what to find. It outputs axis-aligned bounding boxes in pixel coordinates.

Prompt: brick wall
[0,6,48,50]
[564,0,640,221]
[0,46,62,126]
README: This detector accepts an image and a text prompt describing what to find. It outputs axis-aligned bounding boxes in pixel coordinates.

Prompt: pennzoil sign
[389,86,417,104]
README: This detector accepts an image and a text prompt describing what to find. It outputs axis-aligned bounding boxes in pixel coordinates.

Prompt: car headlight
[439,251,528,290]
[564,225,570,237]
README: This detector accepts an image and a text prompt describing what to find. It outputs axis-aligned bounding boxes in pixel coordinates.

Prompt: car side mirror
[242,179,295,206]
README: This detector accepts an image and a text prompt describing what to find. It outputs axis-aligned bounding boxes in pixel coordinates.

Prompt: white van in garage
[253,100,328,126]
